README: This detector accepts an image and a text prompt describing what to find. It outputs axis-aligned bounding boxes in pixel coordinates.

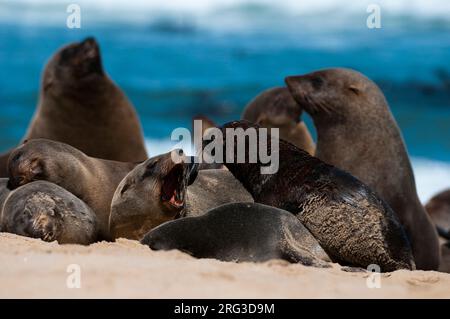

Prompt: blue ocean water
[0,0,449,200]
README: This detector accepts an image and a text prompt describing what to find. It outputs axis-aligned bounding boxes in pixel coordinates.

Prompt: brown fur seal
[205,120,415,272]
[242,87,315,155]
[109,150,198,240]
[0,37,147,177]
[110,152,253,240]
[7,139,136,240]
[141,202,330,267]
[425,189,450,240]
[285,68,440,270]
[1,181,97,244]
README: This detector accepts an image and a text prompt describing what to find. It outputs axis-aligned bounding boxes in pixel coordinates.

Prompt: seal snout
[59,36,103,76]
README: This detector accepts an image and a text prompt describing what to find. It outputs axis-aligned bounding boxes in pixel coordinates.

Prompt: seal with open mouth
[109,152,254,240]
[109,150,198,240]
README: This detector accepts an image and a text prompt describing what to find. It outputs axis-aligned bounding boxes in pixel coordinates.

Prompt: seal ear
[348,85,360,95]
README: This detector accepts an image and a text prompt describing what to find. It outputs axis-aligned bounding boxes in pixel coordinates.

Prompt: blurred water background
[0,0,449,201]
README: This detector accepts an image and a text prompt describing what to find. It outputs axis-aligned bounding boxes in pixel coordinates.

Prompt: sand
[0,233,449,298]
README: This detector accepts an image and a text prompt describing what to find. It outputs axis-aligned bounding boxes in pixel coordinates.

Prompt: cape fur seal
[109,150,198,240]
[7,139,136,240]
[1,181,97,244]
[206,120,415,272]
[242,87,315,155]
[109,152,253,240]
[0,37,147,177]
[141,202,330,267]
[285,68,440,270]
[425,189,450,240]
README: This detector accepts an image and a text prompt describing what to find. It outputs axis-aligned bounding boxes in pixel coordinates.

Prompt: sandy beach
[0,232,449,299]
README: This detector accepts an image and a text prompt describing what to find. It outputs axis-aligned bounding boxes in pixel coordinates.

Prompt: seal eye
[141,161,158,180]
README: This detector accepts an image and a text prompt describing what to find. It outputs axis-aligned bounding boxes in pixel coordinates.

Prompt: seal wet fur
[205,120,415,272]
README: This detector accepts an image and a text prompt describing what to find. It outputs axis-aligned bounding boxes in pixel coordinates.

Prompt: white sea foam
[145,138,450,204]
[1,0,449,28]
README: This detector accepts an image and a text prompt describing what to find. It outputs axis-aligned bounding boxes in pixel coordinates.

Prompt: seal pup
[110,153,253,240]
[1,181,97,244]
[206,120,415,272]
[141,202,330,267]
[242,87,315,155]
[285,68,440,271]
[425,189,450,241]
[7,139,137,240]
[0,37,147,177]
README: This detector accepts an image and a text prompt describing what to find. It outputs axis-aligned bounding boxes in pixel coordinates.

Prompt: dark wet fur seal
[141,202,330,267]
[206,120,415,272]
[242,87,315,155]
[285,68,440,270]
[426,189,450,240]
[0,37,147,177]
[1,181,97,244]
[7,139,137,240]
[110,150,198,240]
[110,152,253,240]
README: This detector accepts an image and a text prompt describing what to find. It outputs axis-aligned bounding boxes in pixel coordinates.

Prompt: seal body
[1,181,97,244]
[0,37,147,177]
[242,87,315,155]
[142,202,330,267]
[110,153,253,240]
[7,139,136,240]
[285,68,440,270]
[211,121,415,272]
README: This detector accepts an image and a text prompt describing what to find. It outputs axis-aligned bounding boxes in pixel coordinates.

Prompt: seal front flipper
[141,202,331,267]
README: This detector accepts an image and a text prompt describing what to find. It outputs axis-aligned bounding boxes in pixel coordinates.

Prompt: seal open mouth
[161,164,186,210]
